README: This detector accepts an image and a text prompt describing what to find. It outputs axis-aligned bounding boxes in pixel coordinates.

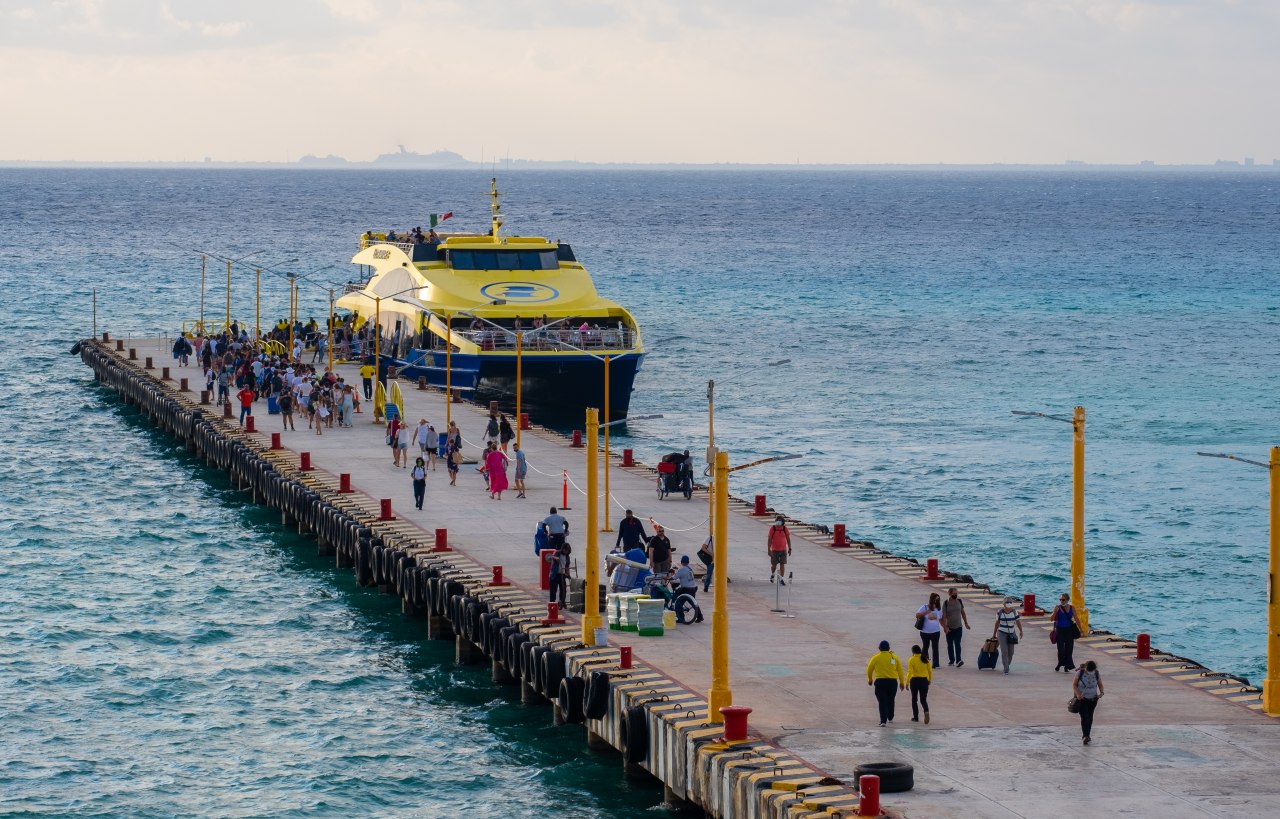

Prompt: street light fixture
[707,449,802,723]
[1197,447,1280,716]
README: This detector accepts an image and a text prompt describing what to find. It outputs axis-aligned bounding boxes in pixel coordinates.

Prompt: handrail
[455,327,638,352]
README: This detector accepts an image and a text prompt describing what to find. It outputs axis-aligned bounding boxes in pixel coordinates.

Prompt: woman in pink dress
[485,446,510,499]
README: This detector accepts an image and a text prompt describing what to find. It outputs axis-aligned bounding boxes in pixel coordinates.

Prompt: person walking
[992,597,1024,674]
[485,444,509,500]
[484,413,501,448]
[277,390,295,431]
[767,516,792,584]
[445,437,460,486]
[1052,593,1083,672]
[512,443,527,498]
[1072,660,1104,744]
[546,539,570,606]
[542,507,569,552]
[941,587,971,667]
[615,509,648,552]
[387,416,403,467]
[647,524,673,575]
[906,645,932,724]
[412,418,431,460]
[697,535,714,593]
[425,423,439,470]
[498,414,514,453]
[236,385,255,426]
[866,640,906,727]
[410,457,427,510]
[360,361,375,400]
[917,593,943,668]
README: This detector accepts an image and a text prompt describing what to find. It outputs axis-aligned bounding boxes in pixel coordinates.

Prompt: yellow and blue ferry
[337,180,645,419]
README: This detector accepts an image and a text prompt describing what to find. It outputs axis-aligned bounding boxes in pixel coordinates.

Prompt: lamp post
[583,407,602,645]
[200,254,206,333]
[1012,406,1090,633]
[706,449,802,723]
[445,312,452,430]
[328,288,335,373]
[1197,447,1280,716]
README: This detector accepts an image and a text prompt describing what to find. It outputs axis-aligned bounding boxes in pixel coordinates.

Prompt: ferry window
[556,244,576,262]
[517,252,541,269]
[540,250,559,268]
[472,251,498,269]
[497,252,519,270]
[450,251,475,270]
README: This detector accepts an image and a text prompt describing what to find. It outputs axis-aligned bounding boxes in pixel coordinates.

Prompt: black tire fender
[584,670,611,720]
[557,675,586,724]
[621,704,649,764]
[540,650,566,698]
[854,761,914,793]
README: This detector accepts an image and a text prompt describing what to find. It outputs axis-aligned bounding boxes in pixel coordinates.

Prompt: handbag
[982,637,999,654]
[1006,633,1019,645]
[1049,628,1058,644]
[914,614,925,630]
[1067,697,1080,714]
[1071,623,1082,640]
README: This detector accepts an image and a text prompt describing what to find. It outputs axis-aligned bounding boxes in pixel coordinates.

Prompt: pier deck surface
[138,343,1280,818]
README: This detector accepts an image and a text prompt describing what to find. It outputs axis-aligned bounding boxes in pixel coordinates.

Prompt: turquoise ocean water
[2,168,1278,815]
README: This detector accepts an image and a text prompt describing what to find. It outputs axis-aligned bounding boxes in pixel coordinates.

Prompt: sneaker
[1083,736,1091,745]
[956,660,964,667]
[779,578,786,586]
[879,722,886,727]
[924,712,930,724]
[1003,669,1009,674]
[947,661,954,667]
[769,575,774,583]
[911,717,918,722]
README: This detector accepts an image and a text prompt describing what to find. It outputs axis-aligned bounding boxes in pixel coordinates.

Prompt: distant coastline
[2,146,1276,172]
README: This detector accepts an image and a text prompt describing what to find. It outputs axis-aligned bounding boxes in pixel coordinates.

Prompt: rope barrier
[647,515,710,533]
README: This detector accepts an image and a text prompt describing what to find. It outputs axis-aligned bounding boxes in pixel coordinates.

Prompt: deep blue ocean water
[2,168,1278,815]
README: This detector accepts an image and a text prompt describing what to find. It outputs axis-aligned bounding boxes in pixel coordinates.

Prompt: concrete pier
[83,336,1280,818]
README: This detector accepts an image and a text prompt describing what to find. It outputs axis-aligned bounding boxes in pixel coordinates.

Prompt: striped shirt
[997,609,1021,634]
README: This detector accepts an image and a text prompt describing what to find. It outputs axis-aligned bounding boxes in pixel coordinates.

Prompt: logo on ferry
[480,282,559,303]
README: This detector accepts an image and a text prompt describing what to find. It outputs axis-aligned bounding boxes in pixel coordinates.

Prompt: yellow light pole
[1071,406,1089,633]
[225,258,231,329]
[327,288,335,373]
[1013,406,1090,633]
[445,312,453,431]
[601,355,612,532]
[708,448,731,722]
[255,268,261,342]
[708,379,716,543]
[582,407,603,645]
[515,329,523,449]
[373,294,382,423]
[288,275,296,363]
[1197,446,1280,716]
[199,255,206,332]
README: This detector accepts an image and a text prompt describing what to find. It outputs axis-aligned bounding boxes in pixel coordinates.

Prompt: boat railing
[455,327,638,352]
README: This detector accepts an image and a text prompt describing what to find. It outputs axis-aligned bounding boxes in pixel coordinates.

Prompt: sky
[0,0,1276,165]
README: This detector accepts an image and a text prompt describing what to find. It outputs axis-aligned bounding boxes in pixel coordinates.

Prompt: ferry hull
[398,351,643,421]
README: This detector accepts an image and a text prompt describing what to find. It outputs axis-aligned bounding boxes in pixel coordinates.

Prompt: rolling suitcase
[267,394,280,414]
[977,637,999,670]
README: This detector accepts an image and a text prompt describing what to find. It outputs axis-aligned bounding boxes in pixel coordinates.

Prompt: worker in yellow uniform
[359,362,376,401]
[907,645,933,724]
[866,640,906,727]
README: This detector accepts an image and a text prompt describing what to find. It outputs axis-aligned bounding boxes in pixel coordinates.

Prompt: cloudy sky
[0,0,1275,164]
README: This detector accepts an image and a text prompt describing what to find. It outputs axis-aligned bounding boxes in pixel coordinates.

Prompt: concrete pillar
[282,511,297,528]
[336,550,353,569]
[586,727,612,751]
[427,614,453,641]
[402,599,418,617]
[317,538,335,557]
[663,785,691,809]
[492,658,514,684]
[455,636,483,665]
[521,681,543,705]
[552,702,565,726]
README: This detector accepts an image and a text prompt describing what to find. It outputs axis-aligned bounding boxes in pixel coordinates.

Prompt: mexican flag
[429,212,453,228]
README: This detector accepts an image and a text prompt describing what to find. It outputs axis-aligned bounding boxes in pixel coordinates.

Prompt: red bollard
[179,378,189,391]
[102,331,110,343]
[539,549,556,590]
[245,415,256,433]
[489,400,500,414]
[753,495,768,516]
[388,366,398,380]
[1137,632,1151,660]
[417,376,427,391]
[832,523,848,547]
[520,412,530,430]
[619,646,632,669]
[571,430,583,448]
[489,565,512,587]
[271,432,281,450]
[379,498,395,521]
[200,390,210,405]
[129,347,137,360]
[433,528,451,552]
[541,601,566,626]
[1022,594,1038,617]
[925,557,940,580]
[622,448,634,467]
[858,775,881,817]
[144,356,154,369]
[115,339,124,351]
[338,473,352,493]
[222,402,233,419]
[161,366,170,380]
[561,471,571,510]
[720,705,752,741]
[300,452,313,471]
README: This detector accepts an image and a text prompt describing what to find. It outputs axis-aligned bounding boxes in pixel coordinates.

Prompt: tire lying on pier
[854,762,914,793]
[557,676,586,724]
[584,670,611,720]
[621,704,649,764]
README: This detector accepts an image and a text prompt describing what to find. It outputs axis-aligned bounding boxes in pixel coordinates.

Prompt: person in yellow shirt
[359,362,376,401]
[907,645,933,724]
[866,640,906,726]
